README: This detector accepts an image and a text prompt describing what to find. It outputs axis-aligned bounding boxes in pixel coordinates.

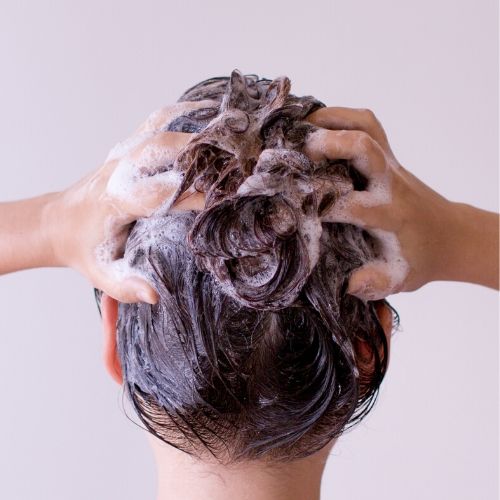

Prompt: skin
[303,107,499,299]
[0,112,203,304]
[0,104,496,498]
[101,293,394,500]
[1,106,496,303]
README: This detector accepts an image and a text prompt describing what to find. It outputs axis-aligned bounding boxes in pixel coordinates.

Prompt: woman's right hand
[44,105,206,304]
[303,107,499,301]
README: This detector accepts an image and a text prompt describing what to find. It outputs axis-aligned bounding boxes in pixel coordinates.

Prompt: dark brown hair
[114,70,396,463]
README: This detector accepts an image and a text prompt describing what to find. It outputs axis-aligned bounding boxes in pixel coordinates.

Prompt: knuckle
[359,108,377,123]
[354,130,375,149]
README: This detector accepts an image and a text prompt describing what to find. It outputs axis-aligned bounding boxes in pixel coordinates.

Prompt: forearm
[0,193,61,275]
[434,202,499,289]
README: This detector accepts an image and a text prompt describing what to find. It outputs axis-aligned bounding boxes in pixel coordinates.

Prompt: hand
[44,116,203,304]
[302,107,497,301]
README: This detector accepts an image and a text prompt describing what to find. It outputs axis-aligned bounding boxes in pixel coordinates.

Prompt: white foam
[94,226,151,284]
[106,156,138,201]
[304,128,393,208]
[138,100,218,134]
[105,130,155,162]
[362,176,393,207]
[106,100,218,164]
[132,215,190,248]
[107,257,147,281]
[364,228,409,295]
[299,216,323,270]
[134,142,178,172]
[105,149,183,215]
[242,254,277,288]
[236,150,326,274]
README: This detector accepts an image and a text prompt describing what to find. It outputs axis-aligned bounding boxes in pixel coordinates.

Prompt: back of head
[116,70,392,463]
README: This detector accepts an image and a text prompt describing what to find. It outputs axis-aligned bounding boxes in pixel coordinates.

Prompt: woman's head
[100,70,396,464]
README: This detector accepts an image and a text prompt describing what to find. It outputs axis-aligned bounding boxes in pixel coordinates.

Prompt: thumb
[91,260,159,304]
[346,261,396,301]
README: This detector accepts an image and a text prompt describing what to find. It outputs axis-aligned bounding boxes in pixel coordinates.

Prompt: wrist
[41,191,66,267]
[430,200,499,288]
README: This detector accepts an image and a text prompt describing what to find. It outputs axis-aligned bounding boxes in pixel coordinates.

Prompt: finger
[117,172,207,219]
[346,228,409,301]
[116,169,184,218]
[145,130,194,153]
[105,132,194,216]
[320,187,392,231]
[320,190,368,226]
[304,128,389,183]
[92,260,159,304]
[306,107,393,156]
[170,188,206,212]
[105,126,193,165]
[130,131,194,175]
[346,261,396,301]
[105,131,156,163]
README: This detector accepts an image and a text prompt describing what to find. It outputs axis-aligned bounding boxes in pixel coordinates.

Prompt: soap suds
[112,72,395,466]
[305,128,393,208]
[109,70,408,309]
[105,145,184,216]
[303,128,408,294]
[364,228,409,297]
[94,226,152,285]
[105,130,156,163]
[105,100,218,163]
[138,100,219,134]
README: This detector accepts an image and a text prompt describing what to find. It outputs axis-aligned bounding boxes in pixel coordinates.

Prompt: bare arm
[0,193,60,273]
[434,201,498,289]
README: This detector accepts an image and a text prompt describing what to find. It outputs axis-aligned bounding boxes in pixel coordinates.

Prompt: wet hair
[103,70,398,463]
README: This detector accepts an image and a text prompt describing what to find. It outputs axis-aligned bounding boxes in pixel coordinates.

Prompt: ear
[101,293,123,385]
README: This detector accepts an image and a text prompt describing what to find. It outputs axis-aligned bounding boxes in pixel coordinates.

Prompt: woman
[0,71,497,500]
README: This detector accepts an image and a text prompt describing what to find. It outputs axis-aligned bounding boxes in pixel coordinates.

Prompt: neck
[148,435,333,500]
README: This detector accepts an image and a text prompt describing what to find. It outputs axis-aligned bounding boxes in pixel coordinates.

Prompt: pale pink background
[0,1,498,499]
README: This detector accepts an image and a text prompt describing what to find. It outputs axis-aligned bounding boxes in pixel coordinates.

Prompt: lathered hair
[113,70,395,462]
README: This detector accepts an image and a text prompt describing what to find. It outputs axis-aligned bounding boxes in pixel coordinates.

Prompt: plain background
[0,1,498,499]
